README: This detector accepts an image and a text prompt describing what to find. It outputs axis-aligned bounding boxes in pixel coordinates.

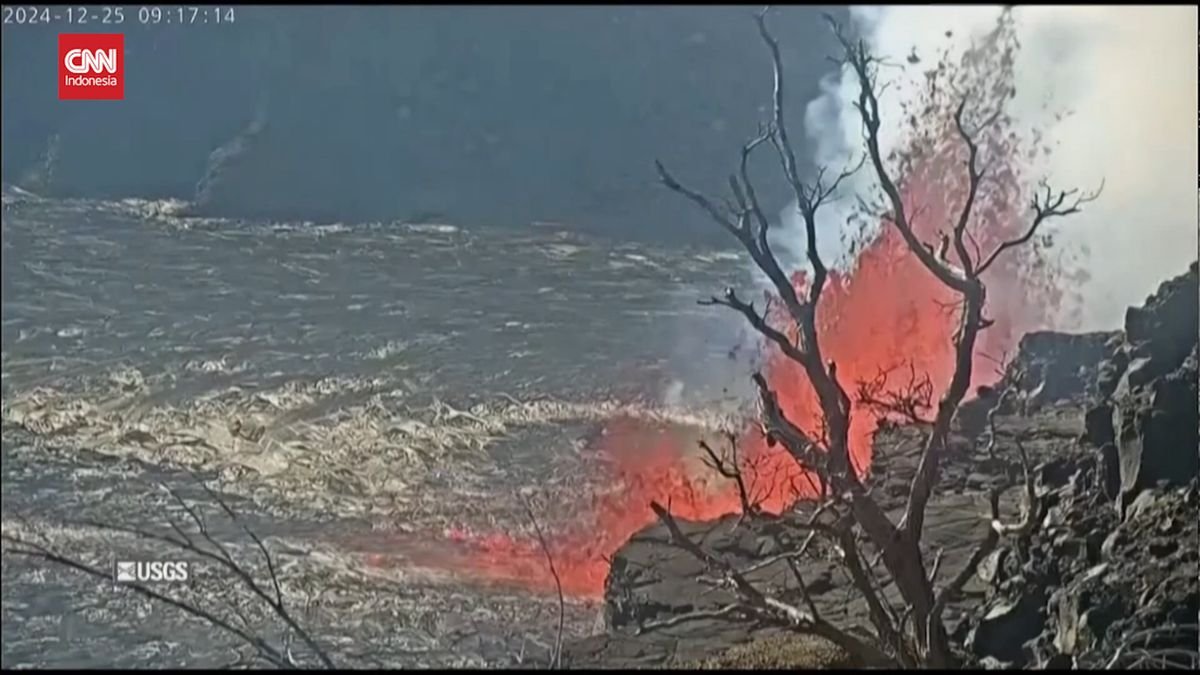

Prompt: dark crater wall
[1,6,846,244]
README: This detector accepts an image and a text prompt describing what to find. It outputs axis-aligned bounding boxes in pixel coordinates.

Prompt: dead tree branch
[1104,624,1200,670]
[658,6,858,483]
[829,15,971,294]
[521,496,565,670]
[103,478,333,668]
[1,533,300,669]
[656,6,1092,669]
[855,363,935,426]
[984,387,1017,459]
[929,434,1038,640]
[3,479,335,671]
[648,501,895,666]
[637,604,746,634]
[698,431,758,517]
[830,520,909,664]
[976,179,1103,275]
[698,289,804,363]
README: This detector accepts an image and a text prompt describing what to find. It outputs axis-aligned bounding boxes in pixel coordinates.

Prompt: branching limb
[648,501,896,667]
[659,8,1095,670]
[650,500,772,605]
[738,501,838,581]
[1105,624,1200,670]
[750,372,837,500]
[197,480,286,611]
[929,434,1038,635]
[659,7,860,490]
[0,532,297,669]
[699,289,804,363]
[654,159,744,240]
[10,476,334,669]
[830,520,910,665]
[756,9,864,312]
[637,604,746,635]
[855,362,935,426]
[984,388,1017,459]
[658,158,809,351]
[977,179,1103,275]
[928,548,946,584]
[734,122,779,244]
[830,16,971,293]
[179,478,334,668]
[759,9,824,309]
[949,96,1002,277]
[698,432,758,517]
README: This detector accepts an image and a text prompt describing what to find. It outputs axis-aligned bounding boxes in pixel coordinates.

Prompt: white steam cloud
[783,5,1198,331]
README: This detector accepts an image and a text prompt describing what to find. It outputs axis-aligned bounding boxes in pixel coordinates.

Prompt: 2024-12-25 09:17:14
[1,6,236,25]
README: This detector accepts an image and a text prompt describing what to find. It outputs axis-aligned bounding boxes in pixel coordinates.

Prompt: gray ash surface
[1,192,753,668]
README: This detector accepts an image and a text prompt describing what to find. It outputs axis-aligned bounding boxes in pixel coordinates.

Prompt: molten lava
[367,12,1078,601]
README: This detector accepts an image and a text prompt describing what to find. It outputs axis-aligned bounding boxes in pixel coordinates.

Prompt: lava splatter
[373,11,1077,601]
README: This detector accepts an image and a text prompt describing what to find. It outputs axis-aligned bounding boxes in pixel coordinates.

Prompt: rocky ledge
[969,261,1198,669]
[561,262,1199,669]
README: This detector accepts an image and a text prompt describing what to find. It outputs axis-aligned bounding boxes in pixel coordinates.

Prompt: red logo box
[58,33,124,100]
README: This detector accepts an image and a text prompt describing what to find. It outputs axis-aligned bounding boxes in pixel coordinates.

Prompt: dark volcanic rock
[1095,262,1197,397]
[1083,404,1115,448]
[965,440,1198,668]
[566,510,866,668]
[1123,261,1200,368]
[974,265,1200,669]
[1049,563,1127,658]
[1001,331,1119,410]
[1111,350,1198,509]
[1083,482,1200,666]
[1090,263,1200,510]
[1096,443,1121,501]
[598,513,833,634]
[569,415,1060,669]
[572,265,1198,670]
[970,593,1046,664]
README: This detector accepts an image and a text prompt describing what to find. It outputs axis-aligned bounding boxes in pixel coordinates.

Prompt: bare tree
[651,6,1098,668]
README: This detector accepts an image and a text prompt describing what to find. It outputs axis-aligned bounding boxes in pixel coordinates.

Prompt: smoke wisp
[788,5,1198,331]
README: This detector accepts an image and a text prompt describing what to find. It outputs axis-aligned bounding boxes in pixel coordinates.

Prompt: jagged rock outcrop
[1085,262,1198,513]
[570,265,1198,670]
[599,511,847,634]
[967,456,1198,669]
[967,262,1199,669]
[1000,331,1120,410]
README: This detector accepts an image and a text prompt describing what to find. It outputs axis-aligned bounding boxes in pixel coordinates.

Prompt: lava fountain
[371,11,1079,600]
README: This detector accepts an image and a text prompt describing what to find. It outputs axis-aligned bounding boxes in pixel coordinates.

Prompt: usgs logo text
[114,560,191,583]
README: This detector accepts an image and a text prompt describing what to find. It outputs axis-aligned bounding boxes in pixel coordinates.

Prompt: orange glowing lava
[366,12,1079,600]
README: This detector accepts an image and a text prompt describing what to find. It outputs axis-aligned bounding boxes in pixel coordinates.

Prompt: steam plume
[789,5,1198,331]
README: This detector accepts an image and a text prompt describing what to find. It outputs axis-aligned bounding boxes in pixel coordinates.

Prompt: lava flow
[369,12,1080,601]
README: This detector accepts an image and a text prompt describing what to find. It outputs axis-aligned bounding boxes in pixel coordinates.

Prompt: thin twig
[28,477,334,669]
[1,533,295,669]
[521,496,565,670]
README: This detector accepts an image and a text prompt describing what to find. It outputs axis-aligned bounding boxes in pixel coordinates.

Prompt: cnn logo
[58,33,124,100]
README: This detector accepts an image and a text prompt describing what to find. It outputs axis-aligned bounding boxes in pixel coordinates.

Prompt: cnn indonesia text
[63,45,118,87]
